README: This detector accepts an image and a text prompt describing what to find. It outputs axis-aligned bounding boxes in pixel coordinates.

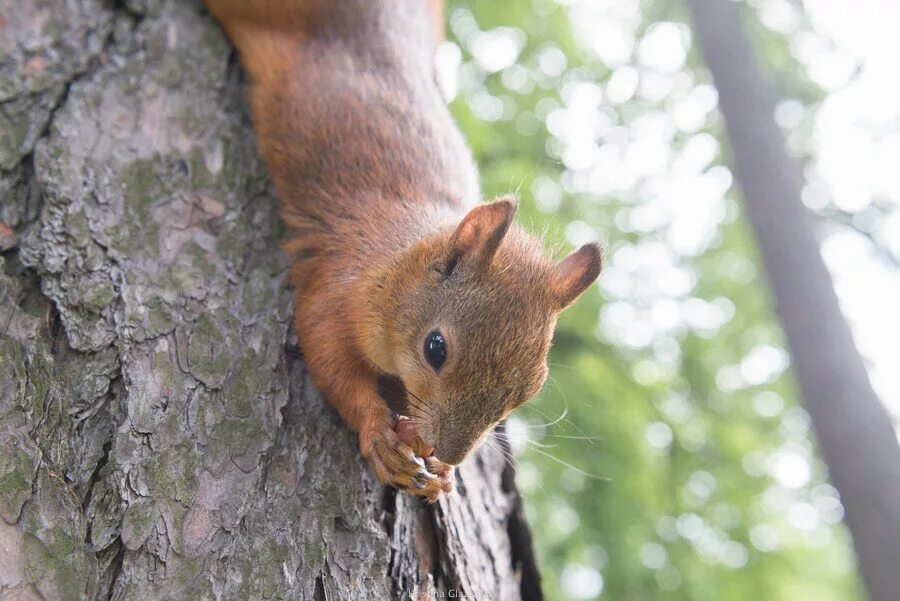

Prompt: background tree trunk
[0,1,540,599]
[685,1,900,599]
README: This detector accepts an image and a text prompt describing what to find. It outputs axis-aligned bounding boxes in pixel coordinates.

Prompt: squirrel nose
[432,414,482,465]
[433,441,470,466]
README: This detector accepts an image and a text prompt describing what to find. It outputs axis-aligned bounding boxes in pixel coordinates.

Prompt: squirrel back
[205,0,475,262]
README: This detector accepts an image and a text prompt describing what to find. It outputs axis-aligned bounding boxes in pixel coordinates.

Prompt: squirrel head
[361,196,603,466]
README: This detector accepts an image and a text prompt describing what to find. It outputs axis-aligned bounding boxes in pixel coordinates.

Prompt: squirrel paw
[395,416,455,499]
[364,424,453,503]
[425,456,455,494]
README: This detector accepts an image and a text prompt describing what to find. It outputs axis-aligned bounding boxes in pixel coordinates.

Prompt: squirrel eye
[423,330,447,371]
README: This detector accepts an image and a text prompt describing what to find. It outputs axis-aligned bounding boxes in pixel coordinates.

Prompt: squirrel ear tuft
[446,196,517,274]
[549,243,603,310]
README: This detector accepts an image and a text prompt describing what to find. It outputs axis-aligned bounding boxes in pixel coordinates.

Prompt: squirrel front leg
[302,339,453,502]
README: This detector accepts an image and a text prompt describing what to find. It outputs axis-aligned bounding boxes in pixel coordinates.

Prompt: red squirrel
[203,0,603,501]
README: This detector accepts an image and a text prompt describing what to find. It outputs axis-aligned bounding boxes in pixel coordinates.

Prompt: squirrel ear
[549,243,603,310]
[446,196,517,274]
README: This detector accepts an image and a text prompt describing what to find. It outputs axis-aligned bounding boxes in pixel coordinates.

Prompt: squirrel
[202,0,603,501]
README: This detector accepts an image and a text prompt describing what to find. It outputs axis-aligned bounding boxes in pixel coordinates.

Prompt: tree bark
[685,1,900,599]
[0,1,540,599]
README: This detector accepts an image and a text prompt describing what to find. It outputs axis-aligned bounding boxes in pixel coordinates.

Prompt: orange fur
[204,0,601,500]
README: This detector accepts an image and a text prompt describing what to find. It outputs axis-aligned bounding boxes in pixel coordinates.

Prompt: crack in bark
[83,439,113,542]
[103,542,125,601]
[502,463,543,601]
[314,574,327,601]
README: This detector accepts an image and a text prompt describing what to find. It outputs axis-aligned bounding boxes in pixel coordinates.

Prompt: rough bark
[685,1,900,599]
[0,1,541,599]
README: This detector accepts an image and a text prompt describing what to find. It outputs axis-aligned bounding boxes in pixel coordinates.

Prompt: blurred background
[439,0,900,599]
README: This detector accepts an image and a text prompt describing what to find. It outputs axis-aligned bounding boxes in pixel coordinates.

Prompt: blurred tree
[685,1,900,599]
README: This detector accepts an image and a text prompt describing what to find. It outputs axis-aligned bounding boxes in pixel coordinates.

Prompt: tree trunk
[685,1,900,599]
[0,1,540,599]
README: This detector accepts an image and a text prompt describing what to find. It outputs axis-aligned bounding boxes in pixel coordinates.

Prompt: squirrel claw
[425,456,455,494]
[364,426,448,502]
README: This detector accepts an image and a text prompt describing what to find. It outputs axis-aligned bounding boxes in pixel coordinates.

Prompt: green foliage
[444,1,865,599]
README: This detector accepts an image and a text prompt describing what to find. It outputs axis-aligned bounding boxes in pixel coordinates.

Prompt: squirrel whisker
[522,404,595,445]
[490,431,558,449]
[494,430,604,443]
[522,444,609,482]
[488,430,606,481]
[482,437,518,475]
[405,392,440,422]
